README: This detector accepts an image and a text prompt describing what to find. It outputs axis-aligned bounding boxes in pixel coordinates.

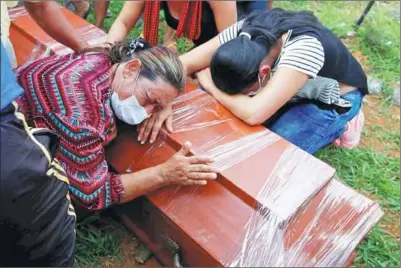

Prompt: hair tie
[239,32,251,39]
[127,38,145,57]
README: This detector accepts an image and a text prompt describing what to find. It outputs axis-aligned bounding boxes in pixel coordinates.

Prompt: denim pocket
[298,103,339,130]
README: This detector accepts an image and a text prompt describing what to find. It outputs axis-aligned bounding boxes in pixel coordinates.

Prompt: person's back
[16,52,122,211]
[0,42,76,266]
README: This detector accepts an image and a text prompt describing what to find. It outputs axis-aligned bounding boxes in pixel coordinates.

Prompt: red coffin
[107,86,383,267]
[9,6,383,267]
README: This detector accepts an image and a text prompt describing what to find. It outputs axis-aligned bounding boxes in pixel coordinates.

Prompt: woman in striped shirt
[180,9,368,154]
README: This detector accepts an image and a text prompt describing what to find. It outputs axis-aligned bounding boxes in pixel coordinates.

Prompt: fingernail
[150,139,154,144]
[212,173,217,179]
[141,141,144,145]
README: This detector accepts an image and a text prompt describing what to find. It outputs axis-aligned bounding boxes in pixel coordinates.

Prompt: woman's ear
[123,59,142,78]
[259,64,271,78]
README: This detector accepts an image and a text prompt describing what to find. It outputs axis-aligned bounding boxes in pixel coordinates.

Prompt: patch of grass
[381,130,400,146]
[276,1,359,37]
[276,1,400,102]
[356,3,400,102]
[74,214,123,267]
[317,147,400,213]
[317,147,400,267]
[355,225,400,267]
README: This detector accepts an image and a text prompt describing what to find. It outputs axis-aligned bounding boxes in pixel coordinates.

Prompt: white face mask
[247,74,268,97]
[110,66,150,125]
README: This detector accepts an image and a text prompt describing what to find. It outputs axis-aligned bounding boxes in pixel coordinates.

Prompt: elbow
[242,107,275,126]
[244,116,264,126]
[243,112,266,126]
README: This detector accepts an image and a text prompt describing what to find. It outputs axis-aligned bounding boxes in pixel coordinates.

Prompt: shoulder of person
[285,35,324,51]
[218,19,246,44]
[277,35,325,78]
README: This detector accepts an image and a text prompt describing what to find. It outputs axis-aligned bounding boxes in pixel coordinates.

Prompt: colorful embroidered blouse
[16,52,124,211]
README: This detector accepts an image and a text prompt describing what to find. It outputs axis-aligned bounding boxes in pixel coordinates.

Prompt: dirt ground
[360,95,400,158]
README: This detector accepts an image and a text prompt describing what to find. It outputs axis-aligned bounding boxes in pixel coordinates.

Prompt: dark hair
[210,8,323,95]
[85,38,185,92]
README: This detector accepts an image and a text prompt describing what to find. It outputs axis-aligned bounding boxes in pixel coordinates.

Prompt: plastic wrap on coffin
[109,87,336,221]
[109,126,383,267]
[7,7,382,267]
[106,86,383,267]
[9,6,106,66]
[224,179,383,267]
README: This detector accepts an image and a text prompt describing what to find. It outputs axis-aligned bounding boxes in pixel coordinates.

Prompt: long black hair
[210,8,324,95]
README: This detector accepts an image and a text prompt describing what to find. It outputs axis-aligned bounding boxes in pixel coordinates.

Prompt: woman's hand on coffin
[158,141,218,186]
[195,68,220,97]
[137,103,173,144]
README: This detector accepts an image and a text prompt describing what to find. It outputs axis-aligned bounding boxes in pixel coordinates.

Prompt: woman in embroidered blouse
[16,39,218,211]
[178,9,368,154]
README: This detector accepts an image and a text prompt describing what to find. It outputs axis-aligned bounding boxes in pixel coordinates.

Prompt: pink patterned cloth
[333,110,365,149]
[16,52,124,211]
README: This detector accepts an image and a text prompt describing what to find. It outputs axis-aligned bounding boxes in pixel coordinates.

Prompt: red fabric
[143,1,202,46]
[16,52,124,211]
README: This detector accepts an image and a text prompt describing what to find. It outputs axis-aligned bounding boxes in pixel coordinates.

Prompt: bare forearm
[213,90,256,124]
[24,1,88,52]
[208,1,237,32]
[179,36,220,75]
[120,166,167,203]
[107,1,144,44]
[107,21,130,44]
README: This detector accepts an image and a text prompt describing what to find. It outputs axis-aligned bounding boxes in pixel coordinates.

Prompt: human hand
[158,141,218,186]
[137,102,173,144]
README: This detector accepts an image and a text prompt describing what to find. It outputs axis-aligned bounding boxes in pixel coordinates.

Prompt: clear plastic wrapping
[113,88,383,267]
[203,130,281,172]
[37,24,107,56]
[8,6,29,21]
[224,177,383,267]
[10,6,107,67]
[172,89,232,133]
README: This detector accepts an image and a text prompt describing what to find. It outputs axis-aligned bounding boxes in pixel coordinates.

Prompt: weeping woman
[180,8,368,154]
[16,39,218,212]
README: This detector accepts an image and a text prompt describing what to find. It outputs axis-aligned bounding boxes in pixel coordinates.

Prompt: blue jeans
[264,90,364,154]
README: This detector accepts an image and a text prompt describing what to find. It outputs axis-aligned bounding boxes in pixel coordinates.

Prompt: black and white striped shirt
[218,20,350,107]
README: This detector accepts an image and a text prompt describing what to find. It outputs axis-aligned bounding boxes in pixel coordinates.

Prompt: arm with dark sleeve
[0,113,76,267]
[23,0,88,52]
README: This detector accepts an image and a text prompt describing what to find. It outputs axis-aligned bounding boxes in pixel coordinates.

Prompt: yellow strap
[12,101,52,165]
[166,41,177,48]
